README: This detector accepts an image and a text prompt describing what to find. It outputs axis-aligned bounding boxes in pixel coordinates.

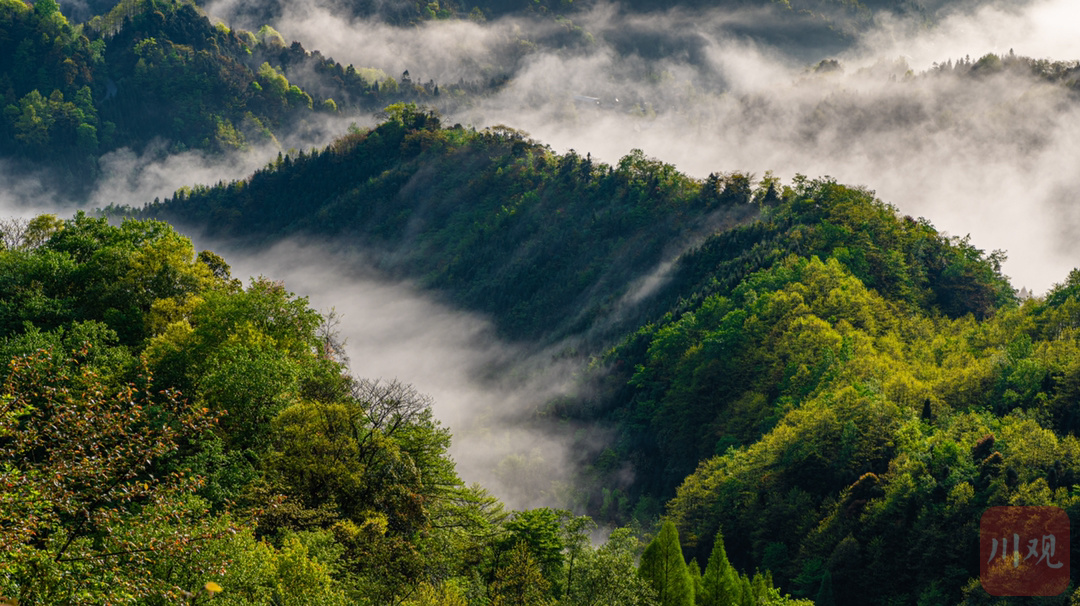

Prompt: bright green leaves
[204,344,299,450]
[0,215,507,605]
[0,214,223,345]
[639,521,694,606]
[254,379,467,603]
[257,62,290,100]
[698,529,740,606]
[501,508,567,594]
[269,399,422,526]
[145,275,325,399]
[140,276,343,508]
[624,256,910,499]
[567,528,658,606]
[179,527,349,606]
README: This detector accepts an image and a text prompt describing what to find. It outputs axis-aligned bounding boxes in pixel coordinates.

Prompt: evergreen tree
[816,570,836,606]
[698,530,740,606]
[689,559,703,604]
[639,521,694,606]
[492,541,551,606]
[738,574,754,606]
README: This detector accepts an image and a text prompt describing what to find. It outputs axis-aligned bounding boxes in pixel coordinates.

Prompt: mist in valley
[190,237,597,511]
[200,0,1080,293]
[4,0,1080,508]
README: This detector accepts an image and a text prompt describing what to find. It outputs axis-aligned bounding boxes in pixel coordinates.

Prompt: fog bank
[215,239,591,511]
[207,0,1080,292]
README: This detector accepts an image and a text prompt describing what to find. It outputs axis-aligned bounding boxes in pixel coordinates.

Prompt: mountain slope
[135,105,765,344]
[123,113,1080,606]
[0,0,453,193]
[135,109,1012,344]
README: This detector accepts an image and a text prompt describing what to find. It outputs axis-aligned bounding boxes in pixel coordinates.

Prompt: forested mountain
[59,0,978,27]
[134,105,1011,340]
[133,104,761,344]
[5,0,1075,201]
[7,0,1080,602]
[120,108,1080,605]
[0,0,473,193]
[2,213,819,605]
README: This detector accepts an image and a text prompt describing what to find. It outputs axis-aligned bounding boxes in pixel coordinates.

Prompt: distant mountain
[0,0,461,194]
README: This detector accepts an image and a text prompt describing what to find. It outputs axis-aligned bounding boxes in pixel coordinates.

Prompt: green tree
[0,347,217,602]
[567,528,658,606]
[689,560,703,603]
[561,514,597,604]
[491,541,551,606]
[639,521,694,606]
[738,574,754,606]
[698,530,740,606]
[501,508,566,596]
[815,570,836,606]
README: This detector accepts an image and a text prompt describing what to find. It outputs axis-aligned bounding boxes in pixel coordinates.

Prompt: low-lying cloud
[193,0,1080,293]
[451,1,1080,294]
[6,0,1080,510]
[851,0,1080,71]
[211,238,592,511]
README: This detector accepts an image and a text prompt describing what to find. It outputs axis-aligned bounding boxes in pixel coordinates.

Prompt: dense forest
[9,0,1076,199]
[0,0,494,193]
[0,212,816,605]
[118,108,1080,605]
[6,0,1080,603]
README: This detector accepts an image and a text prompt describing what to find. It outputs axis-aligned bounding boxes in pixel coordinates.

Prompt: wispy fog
[198,0,1080,293]
[208,0,531,84]
[853,0,1080,70]
[208,239,591,511]
[0,160,66,219]
[1,112,366,215]
[4,0,1080,509]
[455,0,1080,294]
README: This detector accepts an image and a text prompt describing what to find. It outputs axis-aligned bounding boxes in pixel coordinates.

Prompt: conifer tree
[738,574,754,606]
[492,541,551,606]
[639,521,695,606]
[816,570,836,606]
[689,559,703,603]
[698,530,740,606]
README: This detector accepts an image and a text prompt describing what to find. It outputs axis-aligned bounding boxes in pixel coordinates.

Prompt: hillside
[6,0,1074,203]
[133,105,755,344]
[135,106,1011,341]
[117,111,1080,605]
[0,0,470,194]
[7,0,1080,601]
[0,211,819,605]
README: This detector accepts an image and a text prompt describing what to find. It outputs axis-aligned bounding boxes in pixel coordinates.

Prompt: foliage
[132,114,1049,606]
[567,528,659,606]
[0,346,217,602]
[491,541,552,606]
[698,528,739,606]
[0,0,468,194]
[639,521,694,606]
[0,214,556,605]
[138,110,758,344]
[6,24,1080,601]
